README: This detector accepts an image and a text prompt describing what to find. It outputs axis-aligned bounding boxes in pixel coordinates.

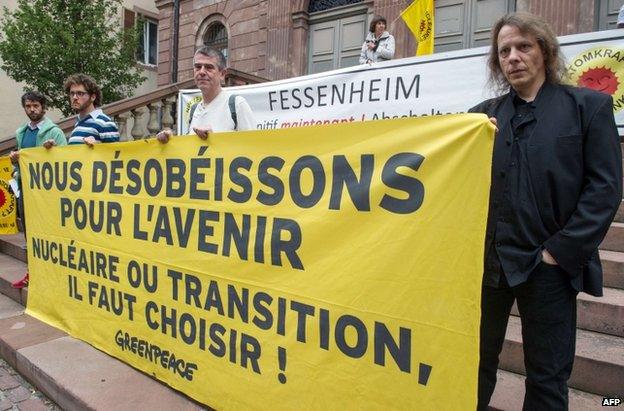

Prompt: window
[307,4,367,74]
[598,0,624,30]
[204,23,229,61]
[137,17,158,66]
[435,0,515,52]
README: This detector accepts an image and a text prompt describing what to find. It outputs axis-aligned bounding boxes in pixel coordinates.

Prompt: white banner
[178,30,624,134]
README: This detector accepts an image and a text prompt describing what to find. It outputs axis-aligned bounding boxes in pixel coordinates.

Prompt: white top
[618,5,624,25]
[359,31,395,64]
[189,91,257,132]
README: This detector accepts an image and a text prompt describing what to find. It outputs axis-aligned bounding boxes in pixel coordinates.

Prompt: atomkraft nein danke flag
[0,156,18,234]
[400,0,435,56]
[23,115,494,410]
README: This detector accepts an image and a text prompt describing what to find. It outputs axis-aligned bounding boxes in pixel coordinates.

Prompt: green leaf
[0,0,146,116]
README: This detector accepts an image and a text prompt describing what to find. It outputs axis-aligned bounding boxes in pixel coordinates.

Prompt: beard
[27,111,44,123]
[72,100,92,114]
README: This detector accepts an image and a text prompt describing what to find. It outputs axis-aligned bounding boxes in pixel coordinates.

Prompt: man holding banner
[65,73,120,146]
[9,91,66,288]
[470,12,622,410]
[157,46,256,142]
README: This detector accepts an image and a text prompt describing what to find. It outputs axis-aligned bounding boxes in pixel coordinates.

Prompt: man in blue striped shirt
[64,73,120,145]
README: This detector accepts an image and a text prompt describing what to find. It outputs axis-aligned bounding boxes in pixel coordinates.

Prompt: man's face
[193,54,225,94]
[69,84,95,113]
[23,100,45,123]
[497,25,546,95]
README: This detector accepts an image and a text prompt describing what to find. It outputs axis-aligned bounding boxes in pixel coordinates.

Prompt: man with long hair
[470,12,621,410]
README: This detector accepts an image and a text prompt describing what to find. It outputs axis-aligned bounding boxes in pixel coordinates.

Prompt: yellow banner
[401,0,435,56]
[0,156,18,234]
[23,115,493,410]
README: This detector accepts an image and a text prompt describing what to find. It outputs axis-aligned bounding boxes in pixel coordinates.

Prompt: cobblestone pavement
[0,358,59,411]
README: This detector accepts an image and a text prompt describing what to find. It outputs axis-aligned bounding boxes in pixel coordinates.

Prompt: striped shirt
[68,109,120,144]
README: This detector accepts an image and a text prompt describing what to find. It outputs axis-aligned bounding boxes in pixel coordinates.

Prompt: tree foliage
[0,0,145,116]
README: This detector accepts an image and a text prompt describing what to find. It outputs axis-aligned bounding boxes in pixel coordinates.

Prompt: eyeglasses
[69,91,89,98]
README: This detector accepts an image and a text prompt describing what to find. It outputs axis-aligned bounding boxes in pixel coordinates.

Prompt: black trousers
[477,262,577,411]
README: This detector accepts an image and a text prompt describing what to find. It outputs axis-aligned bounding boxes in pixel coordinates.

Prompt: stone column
[290,11,309,78]
[130,108,146,140]
[147,102,162,136]
[115,112,130,141]
[162,97,176,131]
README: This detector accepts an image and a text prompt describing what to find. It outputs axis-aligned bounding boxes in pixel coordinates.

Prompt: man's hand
[156,128,173,144]
[42,139,56,149]
[83,136,97,147]
[193,127,212,140]
[489,117,499,132]
[8,151,19,164]
[541,249,558,265]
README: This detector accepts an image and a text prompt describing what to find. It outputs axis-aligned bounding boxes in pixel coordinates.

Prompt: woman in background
[359,15,395,64]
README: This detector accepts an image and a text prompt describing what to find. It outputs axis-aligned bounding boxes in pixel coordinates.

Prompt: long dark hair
[487,12,565,94]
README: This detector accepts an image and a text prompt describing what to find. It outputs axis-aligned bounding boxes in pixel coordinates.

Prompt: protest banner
[23,114,494,410]
[178,29,624,135]
[0,156,18,234]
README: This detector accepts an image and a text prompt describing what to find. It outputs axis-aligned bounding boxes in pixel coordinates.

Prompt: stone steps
[615,200,624,223]
[601,222,624,252]
[0,293,205,411]
[576,287,624,337]
[510,286,624,337]
[500,315,624,397]
[490,369,605,411]
[600,250,624,289]
[0,234,25,263]
[0,253,28,306]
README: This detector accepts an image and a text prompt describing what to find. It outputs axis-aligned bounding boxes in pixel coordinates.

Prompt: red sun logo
[0,188,5,208]
[578,67,620,95]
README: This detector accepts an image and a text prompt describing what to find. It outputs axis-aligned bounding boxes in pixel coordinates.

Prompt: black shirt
[484,88,551,288]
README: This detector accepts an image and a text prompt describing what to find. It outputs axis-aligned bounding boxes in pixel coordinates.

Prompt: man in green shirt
[9,91,66,288]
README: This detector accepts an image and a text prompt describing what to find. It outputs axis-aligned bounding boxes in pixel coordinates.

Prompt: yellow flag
[401,0,435,56]
[0,156,18,234]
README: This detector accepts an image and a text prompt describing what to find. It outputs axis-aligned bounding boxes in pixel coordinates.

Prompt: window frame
[137,16,158,67]
[307,2,371,74]
[434,0,515,53]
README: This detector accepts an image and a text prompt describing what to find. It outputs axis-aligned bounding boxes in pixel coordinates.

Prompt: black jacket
[469,82,622,296]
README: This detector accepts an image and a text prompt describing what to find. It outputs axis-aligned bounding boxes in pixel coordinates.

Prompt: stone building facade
[155,0,622,86]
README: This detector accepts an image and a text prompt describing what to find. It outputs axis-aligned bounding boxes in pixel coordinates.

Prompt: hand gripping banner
[23,114,494,410]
